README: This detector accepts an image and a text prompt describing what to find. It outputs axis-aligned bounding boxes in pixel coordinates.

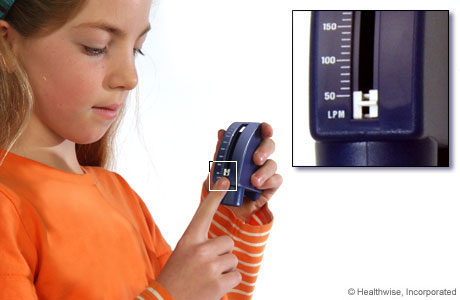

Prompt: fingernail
[216,177,229,189]
[253,173,264,186]
[255,151,266,164]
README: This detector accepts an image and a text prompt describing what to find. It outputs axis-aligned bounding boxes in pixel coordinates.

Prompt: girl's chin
[69,127,111,145]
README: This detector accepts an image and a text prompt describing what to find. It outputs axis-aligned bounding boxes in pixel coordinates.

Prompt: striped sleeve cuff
[211,205,273,299]
[201,182,273,300]
[136,281,174,300]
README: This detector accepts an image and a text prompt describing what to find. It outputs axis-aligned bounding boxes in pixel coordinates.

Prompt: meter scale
[311,10,355,122]
[336,11,353,99]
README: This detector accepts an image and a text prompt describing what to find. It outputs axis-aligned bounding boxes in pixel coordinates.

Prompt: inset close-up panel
[293,10,449,167]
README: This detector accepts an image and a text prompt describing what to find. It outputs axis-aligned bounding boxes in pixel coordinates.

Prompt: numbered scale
[310,11,360,125]
[320,16,353,105]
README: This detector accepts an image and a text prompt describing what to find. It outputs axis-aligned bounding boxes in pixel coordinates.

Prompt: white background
[115,1,459,299]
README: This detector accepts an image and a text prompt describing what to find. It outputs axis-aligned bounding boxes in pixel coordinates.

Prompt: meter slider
[352,11,379,119]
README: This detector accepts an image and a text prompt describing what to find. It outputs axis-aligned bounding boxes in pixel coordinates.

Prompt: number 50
[324,91,336,101]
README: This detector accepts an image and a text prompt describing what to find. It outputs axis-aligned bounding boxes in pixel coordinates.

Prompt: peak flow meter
[211,122,263,206]
[310,11,448,166]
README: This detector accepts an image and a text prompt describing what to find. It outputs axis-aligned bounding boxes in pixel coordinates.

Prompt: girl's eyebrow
[72,21,151,39]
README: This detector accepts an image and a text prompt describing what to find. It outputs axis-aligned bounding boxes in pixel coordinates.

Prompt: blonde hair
[0,0,128,170]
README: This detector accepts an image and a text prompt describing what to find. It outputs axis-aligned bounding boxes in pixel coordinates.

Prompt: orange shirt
[0,151,272,300]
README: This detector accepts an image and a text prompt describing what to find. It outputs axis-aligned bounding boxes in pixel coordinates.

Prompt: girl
[0,0,282,299]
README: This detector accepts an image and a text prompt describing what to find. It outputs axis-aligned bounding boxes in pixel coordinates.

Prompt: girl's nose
[108,53,138,91]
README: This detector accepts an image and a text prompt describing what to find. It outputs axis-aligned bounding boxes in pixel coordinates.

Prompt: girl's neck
[10,145,85,175]
[10,114,85,175]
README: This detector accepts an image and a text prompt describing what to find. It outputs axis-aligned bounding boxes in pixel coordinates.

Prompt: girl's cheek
[23,37,108,113]
[47,54,105,107]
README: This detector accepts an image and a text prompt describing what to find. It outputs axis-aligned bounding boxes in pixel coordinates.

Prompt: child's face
[15,0,151,144]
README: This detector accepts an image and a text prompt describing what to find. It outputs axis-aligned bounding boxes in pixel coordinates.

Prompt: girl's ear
[0,20,13,46]
[0,20,22,72]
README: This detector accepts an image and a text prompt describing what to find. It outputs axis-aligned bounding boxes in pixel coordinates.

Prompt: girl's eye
[83,46,145,57]
[84,46,107,56]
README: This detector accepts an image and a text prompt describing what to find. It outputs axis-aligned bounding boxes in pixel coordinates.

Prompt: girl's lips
[93,103,122,111]
[92,103,122,120]
[92,106,118,120]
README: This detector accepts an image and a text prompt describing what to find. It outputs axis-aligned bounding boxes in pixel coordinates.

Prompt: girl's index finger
[185,177,230,241]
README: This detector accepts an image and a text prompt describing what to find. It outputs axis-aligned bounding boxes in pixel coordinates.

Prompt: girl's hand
[157,178,242,300]
[206,122,283,222]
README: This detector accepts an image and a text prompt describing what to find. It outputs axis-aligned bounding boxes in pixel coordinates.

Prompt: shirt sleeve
[201,184,274,300]
[134,195,174,300]
[0,189,39,300]
[136,280,174,300]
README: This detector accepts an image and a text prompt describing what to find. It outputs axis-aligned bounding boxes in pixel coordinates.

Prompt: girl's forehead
[70,21,151,40]
[66,0,152,34]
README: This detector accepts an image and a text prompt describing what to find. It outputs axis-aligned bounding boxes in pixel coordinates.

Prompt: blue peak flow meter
[212,122,263,206]
[310,11,448,166]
